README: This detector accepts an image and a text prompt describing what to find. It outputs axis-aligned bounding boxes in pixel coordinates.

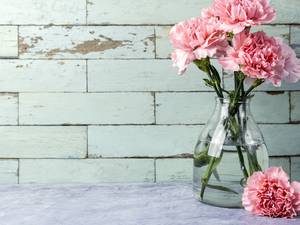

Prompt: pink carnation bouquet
[170,0,300,218]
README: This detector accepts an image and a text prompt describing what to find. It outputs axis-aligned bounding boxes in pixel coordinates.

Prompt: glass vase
[193,97,269,208]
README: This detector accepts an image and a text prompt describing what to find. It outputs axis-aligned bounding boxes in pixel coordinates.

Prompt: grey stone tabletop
[0,183,299,225]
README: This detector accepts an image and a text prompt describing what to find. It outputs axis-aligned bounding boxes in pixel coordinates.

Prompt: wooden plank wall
[0,0,299,184]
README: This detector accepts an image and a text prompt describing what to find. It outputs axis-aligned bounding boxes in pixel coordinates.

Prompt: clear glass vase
[193,97,269,208]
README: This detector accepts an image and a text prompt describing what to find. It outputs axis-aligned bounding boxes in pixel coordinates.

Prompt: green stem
[244,78,265,96]
[200,156,215,201]
[207,69,223,98]
[236,146,249,180]
[209,65,224,98]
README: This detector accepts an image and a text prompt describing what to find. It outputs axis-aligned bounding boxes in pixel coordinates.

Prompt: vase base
[193,186,243,208]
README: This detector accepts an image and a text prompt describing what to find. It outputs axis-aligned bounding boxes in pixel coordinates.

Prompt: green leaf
[194,144,210,167]
[240,177,246,188]
[212,169,220,182]
[204,182,239,195]
[194,154,210,167]
[210,150,223,173]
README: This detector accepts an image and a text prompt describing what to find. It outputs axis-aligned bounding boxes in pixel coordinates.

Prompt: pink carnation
[218,29,284,86]
[201,6,216,18]
[208,0,276,34]
[170,17,230,75]
[242,167,300,219]
[275,37,300,84]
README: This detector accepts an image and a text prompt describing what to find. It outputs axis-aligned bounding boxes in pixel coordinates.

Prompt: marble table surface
[0,183,299,225]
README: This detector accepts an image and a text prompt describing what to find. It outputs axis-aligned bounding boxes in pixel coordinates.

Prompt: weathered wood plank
[19,26,155,59]
[291,26,300,57]
[88,125,201,158]
[156,26,173,59]
[0,159,18,184]
[270,0,300,24]
[156,92,288,124]
[0,93,18,125]
[19,93,154,125]
[260,124,300,156]
[19,159,155,183]
[269,157,290,177]
[0,26,18,58]
[291,92,300,122]
[250,92,289,124]
[0,0,86,25]
[0,126,86,158]
[88,59,220,92]
[156,92,216,124]
[156,159,192,183]
[87,0,212,25]
[0,60,86,92]
[291,157,300,182]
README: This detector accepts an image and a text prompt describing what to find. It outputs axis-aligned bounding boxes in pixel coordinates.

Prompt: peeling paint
[30,36,43,44]
[57,62,65,65]
[87,0,94,5]
[16,65,24,68]
[43,24,54,29]
[163,27,172,36]
[27,35,133,57]
[282,33,290,40]
[63,25,74,30]
[0,93,18,98]
[142,35,155,46]
[25,37,133,57]
[19,26,155,58]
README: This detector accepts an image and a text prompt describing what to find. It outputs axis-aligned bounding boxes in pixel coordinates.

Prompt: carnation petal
[171,49,194,75]
[264,167,289,180]
[233,29,250,51]
[242,188,253,211]
[291,181,300,212]
[218,57,240,71]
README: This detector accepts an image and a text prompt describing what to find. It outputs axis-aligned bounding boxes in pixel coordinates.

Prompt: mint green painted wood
[0,159,18,184]
[291,157,300,182]
[291,92,300,122]
[0,93,18,125]
[19,26,155,59]
[291,26,300,57]
[88,59,214,92]
[156,26,173,59]
[0,126,86,158]
[0,60,86,92]
[156,92,216,124]
[269,157,290,176]
[0,26,18,57]
[88,125,202,158]
[87,0,212,25]
[260,125,300,156]
[250,92,289,124]
[19,93,154,125]
[156,159,192,183]
[270,0,300,24]
[0,0,86,25]
[19,159,155,183]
